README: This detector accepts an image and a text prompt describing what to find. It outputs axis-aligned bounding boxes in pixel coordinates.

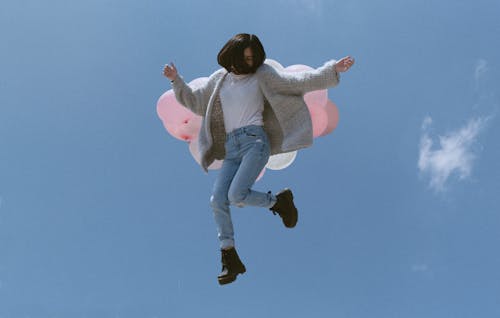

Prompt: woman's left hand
[335,56,355,72]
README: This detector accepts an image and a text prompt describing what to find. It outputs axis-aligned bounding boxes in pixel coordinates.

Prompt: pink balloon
[284,65,328,108]
[309,103,328,138]
[156,90,201,142]
[304,90,327,110]
[283,64,328,137]
[255,167,266,182]
[320,100,339,137]
[156,77,210,142]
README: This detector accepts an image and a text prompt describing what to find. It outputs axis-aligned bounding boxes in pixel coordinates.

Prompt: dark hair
[217,33,266,74]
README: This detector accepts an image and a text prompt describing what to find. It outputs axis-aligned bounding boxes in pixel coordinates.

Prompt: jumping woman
[163,33,354,285]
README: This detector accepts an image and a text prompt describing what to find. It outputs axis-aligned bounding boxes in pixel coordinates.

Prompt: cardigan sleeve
[259,60,340,95]
[171,70,222,116]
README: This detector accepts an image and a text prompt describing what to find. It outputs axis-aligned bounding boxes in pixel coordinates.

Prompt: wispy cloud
[418,116,486,192]
[474,59,488,84]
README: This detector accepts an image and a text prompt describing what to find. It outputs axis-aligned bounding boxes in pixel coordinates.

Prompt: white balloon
[188,139,201,164]
[188,77,209,89]
[189,139,223,170]
[265,59,284,70]
[266,151,297,170]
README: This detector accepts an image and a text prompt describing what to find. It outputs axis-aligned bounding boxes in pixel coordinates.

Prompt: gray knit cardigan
[171,60,340,172]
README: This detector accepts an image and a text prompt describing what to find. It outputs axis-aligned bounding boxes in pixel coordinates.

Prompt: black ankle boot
[269,188,298,228]
[218,247,246,285]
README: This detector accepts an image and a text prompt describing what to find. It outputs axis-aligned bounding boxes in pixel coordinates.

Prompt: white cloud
[418,116,486,192]
[475,59,488,83]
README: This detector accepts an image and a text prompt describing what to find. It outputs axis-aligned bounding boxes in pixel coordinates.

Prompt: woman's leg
[210,158,239,249]
[227,127,276,208]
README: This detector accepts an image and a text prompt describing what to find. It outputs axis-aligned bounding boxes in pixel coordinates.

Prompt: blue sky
[1,0,499,317]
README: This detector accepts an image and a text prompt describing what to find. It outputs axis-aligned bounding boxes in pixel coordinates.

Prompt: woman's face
[231,47,255,74]
[243,47,254,67]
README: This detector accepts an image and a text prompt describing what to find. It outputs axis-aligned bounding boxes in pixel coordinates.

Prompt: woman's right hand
[163,63,178,81]
[334,56,355,73]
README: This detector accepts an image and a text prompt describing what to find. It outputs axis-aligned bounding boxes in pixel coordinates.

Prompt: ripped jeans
[210,125,277,249]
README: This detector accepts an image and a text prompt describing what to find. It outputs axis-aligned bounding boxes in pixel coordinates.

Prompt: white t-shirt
[219,72,264,133]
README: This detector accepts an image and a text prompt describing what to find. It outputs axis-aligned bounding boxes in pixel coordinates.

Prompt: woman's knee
[210,194,229,210]
[228,188,249,207]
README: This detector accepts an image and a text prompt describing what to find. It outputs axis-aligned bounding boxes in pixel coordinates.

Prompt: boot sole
[276,189,298,228]
[218,269,246,285]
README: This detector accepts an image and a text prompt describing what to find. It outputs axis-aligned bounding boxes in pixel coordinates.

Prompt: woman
[163,33,354,285]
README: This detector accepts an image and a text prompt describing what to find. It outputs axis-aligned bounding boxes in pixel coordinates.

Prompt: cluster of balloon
[156,59,339,179]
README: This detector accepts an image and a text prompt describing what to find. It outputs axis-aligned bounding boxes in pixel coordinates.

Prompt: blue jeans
[210,125,277,249]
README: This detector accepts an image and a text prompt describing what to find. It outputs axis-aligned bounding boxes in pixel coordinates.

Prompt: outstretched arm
[261,56,355,95]
[163,62,213,116]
